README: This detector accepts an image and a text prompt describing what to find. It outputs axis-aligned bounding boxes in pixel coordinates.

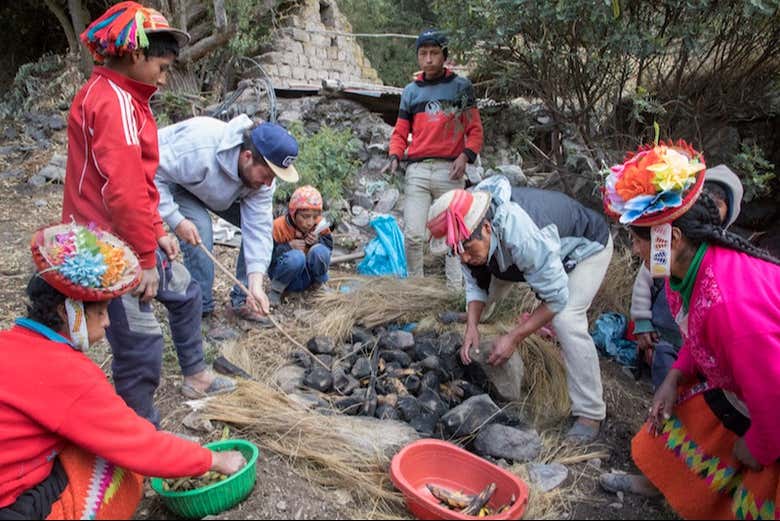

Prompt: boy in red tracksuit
[383,29,483,290]
[61,2,234,427]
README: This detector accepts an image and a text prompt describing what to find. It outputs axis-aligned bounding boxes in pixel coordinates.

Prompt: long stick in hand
[197,242,329,371]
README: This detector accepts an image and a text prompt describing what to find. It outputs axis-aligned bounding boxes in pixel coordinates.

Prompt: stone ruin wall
[257,0,382,88]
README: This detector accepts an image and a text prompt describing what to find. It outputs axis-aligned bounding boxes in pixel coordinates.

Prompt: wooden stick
[197,243,329,371]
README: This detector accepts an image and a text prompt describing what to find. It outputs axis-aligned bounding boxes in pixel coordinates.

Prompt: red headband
[427,190,474,253]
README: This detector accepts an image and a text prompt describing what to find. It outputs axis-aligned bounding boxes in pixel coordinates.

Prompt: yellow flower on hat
[648,147,705,192]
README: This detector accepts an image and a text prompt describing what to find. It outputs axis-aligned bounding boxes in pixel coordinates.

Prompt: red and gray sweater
[388,69,483,163]
[61,67,166,269]
[0,322,212,508]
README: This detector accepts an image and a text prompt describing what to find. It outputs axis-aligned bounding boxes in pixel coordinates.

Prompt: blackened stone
[351,357,372,379]
[334,396,363,415]
[473,424,542,462]
[375,404,400,421]
[380,350,412,367]
[303,367,333,392]
[332,367,359,396]
[380,330,415,351]
[46,114,66,131]
[437,331,462,356]
[409,412,438,436]
[440,394,501,437]
[397,396,422,422]
[307,336,336,355]
[404,375,421,394]
[463,362,490,390]
[414,355,441,372]
[350,327,374,345]
[291,350,311,369]
[383,361,402,374]
[438,354,464,381]
[413,339,438,362]
[461,381,486,400]
[315,355,333,370]
[375,379,393,396]
[420,371,440,392]
[417,388,448,418]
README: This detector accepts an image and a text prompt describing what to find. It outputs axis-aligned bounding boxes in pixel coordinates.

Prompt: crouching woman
[0,224,245,520]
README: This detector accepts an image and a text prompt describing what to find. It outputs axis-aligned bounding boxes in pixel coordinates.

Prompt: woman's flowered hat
[31,223,141,302]
[603,140,706,226]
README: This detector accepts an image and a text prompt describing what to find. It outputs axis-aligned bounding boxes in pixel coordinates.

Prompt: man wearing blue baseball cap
[384,28,484,291]
[155,115,299,332]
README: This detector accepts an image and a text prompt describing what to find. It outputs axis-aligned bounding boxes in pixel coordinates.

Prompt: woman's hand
[733,438,763,472]
[649,370,681,435]
[209,450,247,475]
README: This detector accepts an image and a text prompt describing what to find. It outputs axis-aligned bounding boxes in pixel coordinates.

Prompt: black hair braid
[675,193,780,266]
[25,275,66,331]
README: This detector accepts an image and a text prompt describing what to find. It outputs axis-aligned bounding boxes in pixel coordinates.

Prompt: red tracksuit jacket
[61,67,165,269]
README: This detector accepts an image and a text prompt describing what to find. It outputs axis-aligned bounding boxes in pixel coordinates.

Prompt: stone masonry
[257,0,382,88]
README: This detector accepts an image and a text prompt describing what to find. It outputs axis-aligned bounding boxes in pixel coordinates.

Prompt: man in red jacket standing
[384,29,484,290]
[61,2,233,427]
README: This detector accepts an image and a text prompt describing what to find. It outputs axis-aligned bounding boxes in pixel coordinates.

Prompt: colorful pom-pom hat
[603,139,706,277]
[31,222,141,303]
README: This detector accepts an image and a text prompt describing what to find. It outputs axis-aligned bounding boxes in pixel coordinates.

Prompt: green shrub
[275,122,362,206]
[731,143,776,202]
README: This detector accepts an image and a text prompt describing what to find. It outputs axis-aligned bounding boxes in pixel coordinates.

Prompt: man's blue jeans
[268,245,331,292]
[172,187,248,313]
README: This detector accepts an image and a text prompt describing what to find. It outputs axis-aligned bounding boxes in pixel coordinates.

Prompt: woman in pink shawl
[599,141,780,520]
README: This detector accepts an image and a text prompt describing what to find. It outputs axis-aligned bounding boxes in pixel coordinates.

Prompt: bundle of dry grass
[311,276,458,340]
[202,381,405,511]
[518,336,571,426]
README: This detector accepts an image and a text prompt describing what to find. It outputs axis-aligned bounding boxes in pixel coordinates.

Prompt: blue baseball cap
[250,122,299,183]
[416,29,448,51]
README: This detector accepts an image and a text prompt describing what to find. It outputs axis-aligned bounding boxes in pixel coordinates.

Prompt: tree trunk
[43,0,79,56]
[66,0,93,75]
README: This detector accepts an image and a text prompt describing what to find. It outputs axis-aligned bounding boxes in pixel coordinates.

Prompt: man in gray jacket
[427,176,613,442]
[156,115,299,328]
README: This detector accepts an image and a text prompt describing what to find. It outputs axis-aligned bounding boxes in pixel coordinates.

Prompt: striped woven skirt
[632,384,780,520]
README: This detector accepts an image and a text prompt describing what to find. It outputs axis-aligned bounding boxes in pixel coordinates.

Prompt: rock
[440,394,502,437]
[409,412,438,436]
[588,458,602,469]
[397,396,422,422]
[413,355,441,372]
[437,353,465,381]
[413,339,438,361]
[314,354,333,369]
[375,403,400,420]
[351,191,374,210]
[437,331,462,356]
[380,349,412,367]
[276,500,288,511]
[275,365,305,393]
[181,411,214,433]
[0,169,22,180]
[27,174,47,187]
[291,350,311,369]
[34,199,47,208]
[350,206,370,227]
[351,357,372,379]
[3,127,17,140]
[459,380,486,400]
[350,327,374,344]
[527,463,569,492]
[374,188,400,213]
[46,114,66,131]
[48,153,67,168]
[420,371,439,392]
[403,374,421,394]
[307,336,336,355]
[493,165,528,186]
[417,388,448,418]
[470,340,525,402]
[334,396,363,415]
[332,367,359,395]
[381,330,415,350]
[473,424,542,462]
[303,367,333,392]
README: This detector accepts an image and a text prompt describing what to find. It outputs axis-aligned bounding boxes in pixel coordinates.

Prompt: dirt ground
[0,143,678,520]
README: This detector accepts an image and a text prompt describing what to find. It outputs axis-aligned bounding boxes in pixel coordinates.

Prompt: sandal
[181,375,236,399]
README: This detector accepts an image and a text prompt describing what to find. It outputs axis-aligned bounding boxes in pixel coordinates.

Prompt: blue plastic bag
[590,312,637,367]
[357,215,408,278]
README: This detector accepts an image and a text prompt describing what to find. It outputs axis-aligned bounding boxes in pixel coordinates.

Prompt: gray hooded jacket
[156,115,275,275]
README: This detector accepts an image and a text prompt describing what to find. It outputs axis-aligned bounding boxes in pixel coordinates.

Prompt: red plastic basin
[390,439,529,520]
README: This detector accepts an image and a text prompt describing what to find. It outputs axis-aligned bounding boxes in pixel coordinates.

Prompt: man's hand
[210,450,247,475]
[460,325,480,365]
[175,219,202,246]
[449,153,468,180]
[381,157,399,175]
[158,234,180,260]
[487,333,518,366]
[247,273,270,315]
[289,239,307,252]
[304,232,318,246]
[133,267,159,303]
[733,437,763,471]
